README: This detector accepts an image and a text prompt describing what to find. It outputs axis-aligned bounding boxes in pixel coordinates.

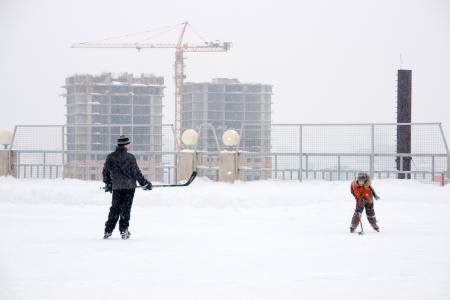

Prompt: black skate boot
[103,232,112,239]
[350,227,355,233]
[120,229,131,240]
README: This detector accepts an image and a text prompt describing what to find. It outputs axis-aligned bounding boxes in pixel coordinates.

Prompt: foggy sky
[1,0,449,138]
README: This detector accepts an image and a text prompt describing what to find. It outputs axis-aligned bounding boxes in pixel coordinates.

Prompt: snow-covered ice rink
[1,177,449,300]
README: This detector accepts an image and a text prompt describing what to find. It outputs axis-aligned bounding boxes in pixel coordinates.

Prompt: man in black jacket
[102,135,152,239]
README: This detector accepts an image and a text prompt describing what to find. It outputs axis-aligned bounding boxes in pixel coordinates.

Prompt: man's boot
[121,229,131,239]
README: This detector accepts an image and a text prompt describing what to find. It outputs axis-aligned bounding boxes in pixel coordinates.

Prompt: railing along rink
[7,123,449,185]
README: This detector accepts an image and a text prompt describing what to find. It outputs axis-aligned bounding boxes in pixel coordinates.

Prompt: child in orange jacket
[350,172,380,233]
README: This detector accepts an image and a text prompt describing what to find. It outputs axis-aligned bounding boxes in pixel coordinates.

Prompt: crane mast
[174,23,188,144]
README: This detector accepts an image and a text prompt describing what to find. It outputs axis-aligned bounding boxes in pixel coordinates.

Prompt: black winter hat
[117,135,130,145]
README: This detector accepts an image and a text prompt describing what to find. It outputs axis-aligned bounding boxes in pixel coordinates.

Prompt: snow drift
[0,177,449,300]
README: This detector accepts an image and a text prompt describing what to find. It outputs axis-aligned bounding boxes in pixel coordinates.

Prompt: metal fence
[9,124,178,183]
[263,123,449,184]
[8,123,449,185]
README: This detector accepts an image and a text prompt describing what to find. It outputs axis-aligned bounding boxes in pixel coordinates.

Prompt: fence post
[168,167,171,185]
[431,155,435,182]
[448,154,450,185]
[337,155,341,180]
[43,152,46,178]
[438,123,449,185]
[174,152,178,184]
[8,126,18,177]
[299,124,303,181]
[172,124,178,184]
[61,125,65,179]
[400,154,404,177]
[274,154,278,179]
[370,124,375,178]
[305,154,309,179]
[17,151,20,178]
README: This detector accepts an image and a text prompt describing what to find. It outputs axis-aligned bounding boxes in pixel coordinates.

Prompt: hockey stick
[358,217,364,235]
[137,171,197,188]
[358,198,367,235]
[100,171,197,191]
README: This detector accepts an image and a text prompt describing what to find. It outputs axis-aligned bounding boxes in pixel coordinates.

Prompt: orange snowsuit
[350,181,373,205]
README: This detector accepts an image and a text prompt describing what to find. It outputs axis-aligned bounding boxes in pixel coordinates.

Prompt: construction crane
[72,22,231,142]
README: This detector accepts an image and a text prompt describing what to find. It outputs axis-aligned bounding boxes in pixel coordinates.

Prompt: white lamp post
[178,129,199,182]
[219,129,241,182]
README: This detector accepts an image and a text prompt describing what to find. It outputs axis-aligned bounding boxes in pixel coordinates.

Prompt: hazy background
[1,0,449,137]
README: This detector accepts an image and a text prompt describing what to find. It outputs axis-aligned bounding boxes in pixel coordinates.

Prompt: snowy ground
[0,177,449,300]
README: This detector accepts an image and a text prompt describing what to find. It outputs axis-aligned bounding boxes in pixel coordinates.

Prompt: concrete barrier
[177,151,197,182]
[0,150,17,177]
[219,152,238,183]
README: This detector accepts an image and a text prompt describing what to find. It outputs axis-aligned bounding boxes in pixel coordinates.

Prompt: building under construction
[62,72,165,180]
[182,78,272,180]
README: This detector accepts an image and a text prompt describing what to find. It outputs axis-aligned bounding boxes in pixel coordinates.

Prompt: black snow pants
[105,189,135,233]
[350,202,379,230]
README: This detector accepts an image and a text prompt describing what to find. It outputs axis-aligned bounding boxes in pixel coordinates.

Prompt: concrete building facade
[62,72,165,180]
[181,78,272,180]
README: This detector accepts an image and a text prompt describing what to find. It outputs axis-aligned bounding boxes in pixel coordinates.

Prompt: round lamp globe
[181,129,199,147]
[222,129,240,147]
[0,130,13,148]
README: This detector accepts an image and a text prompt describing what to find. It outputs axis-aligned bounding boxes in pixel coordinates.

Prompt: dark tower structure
[396,69,412,179]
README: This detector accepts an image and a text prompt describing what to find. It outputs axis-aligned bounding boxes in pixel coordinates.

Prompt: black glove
[104,183,112,193]
[374,195,380,200]
[143,182,152,191]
